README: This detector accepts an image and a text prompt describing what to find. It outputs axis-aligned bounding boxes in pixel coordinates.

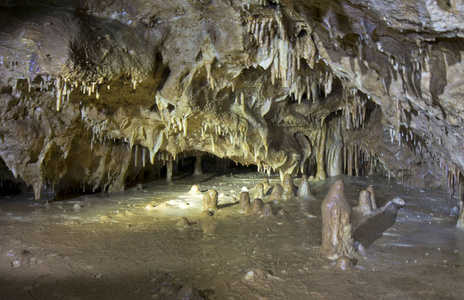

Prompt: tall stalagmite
[320,180,355,260]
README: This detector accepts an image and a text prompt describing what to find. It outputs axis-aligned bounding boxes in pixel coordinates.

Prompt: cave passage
[1,0,464,298]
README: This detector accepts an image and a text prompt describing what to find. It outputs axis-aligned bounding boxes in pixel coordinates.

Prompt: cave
[0,0,463,298]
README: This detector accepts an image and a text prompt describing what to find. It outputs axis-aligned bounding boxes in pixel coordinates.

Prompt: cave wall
[0,0,463,198]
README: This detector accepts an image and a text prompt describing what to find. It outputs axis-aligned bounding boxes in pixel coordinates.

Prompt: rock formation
[251,198,264,215]
[355,190,374,216]
[261,178,270,195]
[282,173,296,200]
[0,0,463,218]
[203,189,218,212]
[320,180,355,260]
[239,191,251,214]
[366,186,377,211]
[297,174,312,199]
[457,202,464,229]
[188,185,201,195]
[269,184,284,201]
[250,182,265,199]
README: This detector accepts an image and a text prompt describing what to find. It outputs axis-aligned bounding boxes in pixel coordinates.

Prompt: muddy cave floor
[0,173,463,299]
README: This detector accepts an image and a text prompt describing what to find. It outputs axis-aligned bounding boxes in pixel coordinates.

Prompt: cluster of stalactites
[341,88,367,130]
[245,12,317,88]
[7,73,143,113]
[439,159,464,200]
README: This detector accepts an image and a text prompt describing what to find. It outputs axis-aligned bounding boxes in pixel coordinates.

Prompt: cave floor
[0,173,463,299]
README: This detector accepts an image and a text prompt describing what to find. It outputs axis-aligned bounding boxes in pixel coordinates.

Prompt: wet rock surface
[0,173,462,299]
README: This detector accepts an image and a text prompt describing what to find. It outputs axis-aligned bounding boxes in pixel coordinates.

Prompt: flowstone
[320,180,355,260]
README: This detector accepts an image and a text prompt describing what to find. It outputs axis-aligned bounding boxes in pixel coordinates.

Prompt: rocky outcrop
[0,0,463,199]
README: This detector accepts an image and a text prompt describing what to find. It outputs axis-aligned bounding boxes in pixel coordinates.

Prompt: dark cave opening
[0,157,25,196]
[127,151,258,189]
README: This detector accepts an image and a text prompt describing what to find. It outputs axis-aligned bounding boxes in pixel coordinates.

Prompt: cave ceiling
[1,0,464,199]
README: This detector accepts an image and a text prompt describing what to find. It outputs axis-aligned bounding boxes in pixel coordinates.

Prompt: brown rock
[261,203,275,217]
[297,174,312,199]
[335,256,353,271]
[202,189,218,212]
[320,180,355,260]
[269,184,283,201]
[239,191,251,213]
[355,190,373,215]
[366,185,377,211]
[282,174,295,200]
[251,198,264,215]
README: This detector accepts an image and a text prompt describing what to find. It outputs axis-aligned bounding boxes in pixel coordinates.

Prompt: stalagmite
[269,184,283,201]
[320,180,355,260]
[203,189,218,212]
[239,191,251,213]
[354,190,373,216]
[251,182,265,199]
[282,174,296,200]
[251,198,264,215]
[457,202,464,228]
[188,185,201,195]
[297,174,312,199]
[366,185,377,211]
[262,203,275,217]
[194,153,203,175]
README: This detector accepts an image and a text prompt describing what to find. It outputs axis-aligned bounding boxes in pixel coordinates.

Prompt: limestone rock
[261,203,275,217]
[251,198,264,215]
[239,191,251,214]
[457,202,464,229]
[282,174,296,201]
[269,184,283,201]
[320,180,355,260]
[335,256,353,271]
[251,183,265,199]
[202,189,218,212]
[366,186,377,211]
[355,190,374,216]
[297,175,312,199]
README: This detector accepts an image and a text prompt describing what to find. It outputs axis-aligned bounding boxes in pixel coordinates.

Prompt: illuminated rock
[203,189,218,212]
